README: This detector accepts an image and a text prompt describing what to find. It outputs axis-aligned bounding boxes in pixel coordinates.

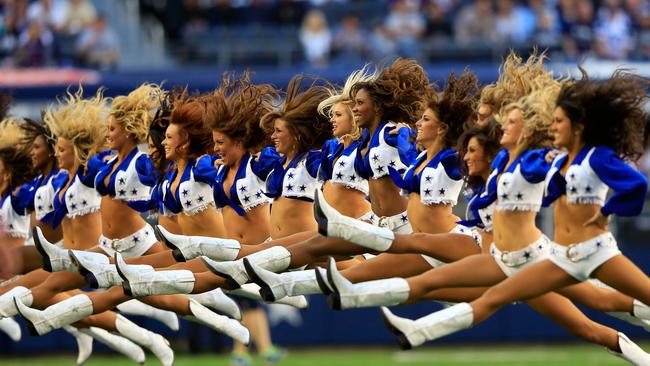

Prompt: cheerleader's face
[352,88,378,128]
[54,137,75,171]
[331,102,354,138]
[162,124,187,161]
[106,116,129,150]
[415,108,446,144]
[476,104,492,127]
[500,108,524,149]
[31,135,51,171]
[551,106,575,149]
[464,136,489,177]
[271,118,296,155]
[212,131,243,167]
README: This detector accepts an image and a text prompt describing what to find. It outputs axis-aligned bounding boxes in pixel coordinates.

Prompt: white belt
[101,225,152,252]
[499,236,548,267]
[553,232,617,263]
[371,211,409,230]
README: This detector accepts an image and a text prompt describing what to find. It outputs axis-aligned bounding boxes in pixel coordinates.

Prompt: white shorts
[99,224,157,258]
[549,232,621,282]
[369,211,413,234]
[490,235,551,277]
[421,224,482,268]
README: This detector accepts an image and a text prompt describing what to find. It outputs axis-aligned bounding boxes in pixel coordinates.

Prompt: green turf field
[1,344,642,366]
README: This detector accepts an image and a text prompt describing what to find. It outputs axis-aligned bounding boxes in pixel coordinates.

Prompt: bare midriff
[493,210,542,252]
[407,194,460,234]
[62,211,102,250]
[368,176,407,217]
[322,181,370,219]
[177,206,226,238]
[101,196,148,239]
[222,204,271,245]
[553,196,607,246]
[270,197,317,239]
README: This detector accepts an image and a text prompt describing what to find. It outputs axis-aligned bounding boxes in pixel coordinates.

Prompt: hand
[389,122,410,135]
[545,149,561,163]
[584,211,610,230]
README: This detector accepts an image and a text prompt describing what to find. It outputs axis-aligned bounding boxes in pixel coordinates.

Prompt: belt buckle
[566,243,580,263]
[500,251,513,267]
[378,216,389,228]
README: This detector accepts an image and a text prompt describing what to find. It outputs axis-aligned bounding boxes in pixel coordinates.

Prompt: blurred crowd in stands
[1,0,650,69]
[0,0,118,69]
[142,0,650,68]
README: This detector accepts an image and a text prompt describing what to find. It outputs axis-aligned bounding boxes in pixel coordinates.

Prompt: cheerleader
[378,71,650,365]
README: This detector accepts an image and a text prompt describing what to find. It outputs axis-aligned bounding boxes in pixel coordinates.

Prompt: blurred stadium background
[1,0,650,364]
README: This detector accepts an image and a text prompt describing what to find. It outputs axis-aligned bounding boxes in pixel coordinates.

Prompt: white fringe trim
[182,202,216,216]
[243,200,271,212]
[6,231,28,239]
[496,203,541,212]
[66,206,101,218]
[331,182,369,195]
[422,199,457,206]
[568,197,605,206]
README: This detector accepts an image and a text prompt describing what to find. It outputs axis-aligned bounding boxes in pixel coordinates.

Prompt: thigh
[17,246,43,274]
[557,280,633,312]
[417,287,489,304]
[392,233,480,262]
[340,253,432,283]
[592,254,650,306]
[288,237,367,268]
[408,254,506,297]
[478,260,578,306]
[142,241,167,255]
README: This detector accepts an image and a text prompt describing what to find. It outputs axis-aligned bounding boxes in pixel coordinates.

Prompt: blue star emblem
[185,200,192,206]
[37,205,43,210]
[239,185,247,192]
[119,189,126,195]
[348,175,355,181]
[585,186,592,193]
[131,188,138,195]
[372,154,379,162]
[516,192,523,200]
[524,251,531,259]
[424,188,431,196]
[335,172,344,179]
[182,189,189,196]
[377,166,384,172]
[501,193,508,200]
[485,214,492,222]
[425,176,432,182]
[338,161,346,167]
[286,184,294,191]
[287,172,295,180]
[119,177,126,185]
[197,196,204,202]
[133,236,140,243]
[400,215,408,223]
[243,195,250,203]
[299,185,307,192]
[439,188,445,195]
[256,191,263,198]
[68,193,74,199]
[82,200,87,206]
[389,160,396,167]
[71,203,77,209]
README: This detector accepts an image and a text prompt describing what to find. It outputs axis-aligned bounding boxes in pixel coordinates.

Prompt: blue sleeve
[251,147,281,180]
[11,184,31,214]
[491,149,509,171]
[520,149,551,184]
[82,151,113,187]
[384,125,418,168]
[542,155,568,207]
[590,147,648,216]
[134,154,158,187]
[193,155,218,186]
[23,178,39,212]
[439,150,463,181]
[305,150,321,178]
[318,139,340,181]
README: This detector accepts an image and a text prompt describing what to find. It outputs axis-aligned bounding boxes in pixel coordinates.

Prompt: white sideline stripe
[392,350,573,363]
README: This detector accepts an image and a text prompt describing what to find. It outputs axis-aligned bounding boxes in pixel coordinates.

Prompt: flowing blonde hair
[318,65,377,142]
[44,87,109,164]
[0,117,25,150]
[110,83,165,143]
[481,50,547,114]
